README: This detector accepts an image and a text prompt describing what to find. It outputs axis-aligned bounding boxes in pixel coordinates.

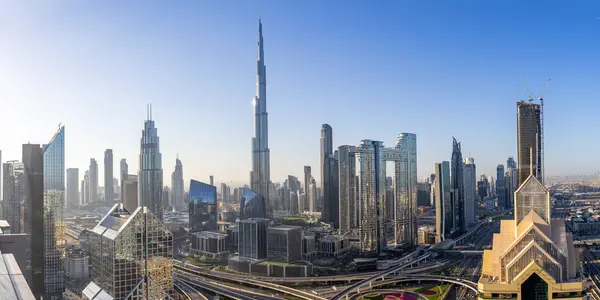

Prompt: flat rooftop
[191,231,228,239]
[268,225,302,231]
[0,250,35,300]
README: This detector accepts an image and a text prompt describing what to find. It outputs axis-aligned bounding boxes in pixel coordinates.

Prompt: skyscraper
[23,143,44,297]
[320,124,336,226]
[434,161,451,243]
[309,178,317,213]
[189,179,217,233]
[120,158,127,201]
[171,157,184,211]
[139,104,163,220]
[250,19,271,215]
[122,174,138,213]
[89,158,98,203]
[85,204,175,299]
[238,218,269,260]
[394,133,418,248]
[338,145,356,234]
[104,149,113,203]
[43,125,66,297]
[356,140,386,254]
[496,164,506,209]
[66,168,79,208]
[83,170,90,205]
[463,157,476,226]
[450,137,465,234]
[240,187,266,220]
[3,160,24,233]
[303,166,311,208]
[517,101,542,185]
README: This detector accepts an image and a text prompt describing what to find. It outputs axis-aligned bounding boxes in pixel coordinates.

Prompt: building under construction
[516,100,542,186]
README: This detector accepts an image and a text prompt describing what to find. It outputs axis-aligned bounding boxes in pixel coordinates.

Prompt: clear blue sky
[1,1,599,188]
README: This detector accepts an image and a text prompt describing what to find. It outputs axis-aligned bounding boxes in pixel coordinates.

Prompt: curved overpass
[175,265,325,300]
[330,253,431,300]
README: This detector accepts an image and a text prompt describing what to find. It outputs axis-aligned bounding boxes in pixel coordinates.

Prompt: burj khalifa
[250,18,271,214]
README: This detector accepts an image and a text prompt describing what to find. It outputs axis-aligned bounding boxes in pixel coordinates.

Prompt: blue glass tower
[240,187,266,219]
[189,179,217,233]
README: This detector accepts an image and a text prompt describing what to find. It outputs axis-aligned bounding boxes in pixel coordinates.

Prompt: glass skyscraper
[450,137,465,234]
[86,204,175,299]
[43,125,66,298]
[434,161,451,243]
[338,145,356,234]
[3,160,24,233]
[240,187,266,219]
[394,133,417,248]
[171,158,184,212]
[139,104,163,220]
[189,179,217,233]
[356,140,387,254]
[250,19,271,215]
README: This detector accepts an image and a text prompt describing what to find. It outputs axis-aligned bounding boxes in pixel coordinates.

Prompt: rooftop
[0,250,35,300]
[268,225,302,231]
[191,231,228,239]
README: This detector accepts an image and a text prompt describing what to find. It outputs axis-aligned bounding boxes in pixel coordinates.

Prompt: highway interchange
[175,216,503,300]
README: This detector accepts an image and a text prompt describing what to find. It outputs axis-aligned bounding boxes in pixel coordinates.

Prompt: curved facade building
[43,125,66,297]
[240,187,266,219]
[189,179,217,233]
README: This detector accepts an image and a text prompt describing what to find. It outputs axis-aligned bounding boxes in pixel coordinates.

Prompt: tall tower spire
[250,18,271,215]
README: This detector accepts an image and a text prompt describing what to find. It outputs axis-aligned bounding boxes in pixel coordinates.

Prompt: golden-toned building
[478,171,583,299]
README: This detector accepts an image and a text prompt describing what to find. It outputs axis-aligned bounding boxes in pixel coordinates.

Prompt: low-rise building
[65,247,90,280]
[417,226,436,245]
[318,234,349,257]
[302,234,316,259]
[267,225,302,263]
[190,231,229,258]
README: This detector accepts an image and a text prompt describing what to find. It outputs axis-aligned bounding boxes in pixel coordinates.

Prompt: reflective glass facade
[394,133,418,247]
[3,160,24,233]
[89,204,174,299]
[338,145,356,234]
[189,179,217,233]
[139,110,163,220]
[515,176,550,225]
[240,187,266,219]
[43,126,66,298]
[238,218,269,259]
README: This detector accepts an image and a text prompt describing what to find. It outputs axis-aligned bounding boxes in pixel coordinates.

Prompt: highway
[329,252,431,300]
[583,250,600,299]
[175,279,209,300]
[175,264,326,300]
[176,274,277,300]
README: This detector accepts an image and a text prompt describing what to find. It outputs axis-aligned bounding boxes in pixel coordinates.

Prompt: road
[175,264,325,300]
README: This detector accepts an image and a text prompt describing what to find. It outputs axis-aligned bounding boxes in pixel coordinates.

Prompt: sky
[1,1,600,189]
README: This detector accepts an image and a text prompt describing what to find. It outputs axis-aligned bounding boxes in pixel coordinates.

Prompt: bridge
[442,250,484,255]
[175,265,325,300]
[175,279,209,300]
[329,252,431,300]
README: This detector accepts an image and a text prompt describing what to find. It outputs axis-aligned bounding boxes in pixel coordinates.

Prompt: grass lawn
[413,284,451,300]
